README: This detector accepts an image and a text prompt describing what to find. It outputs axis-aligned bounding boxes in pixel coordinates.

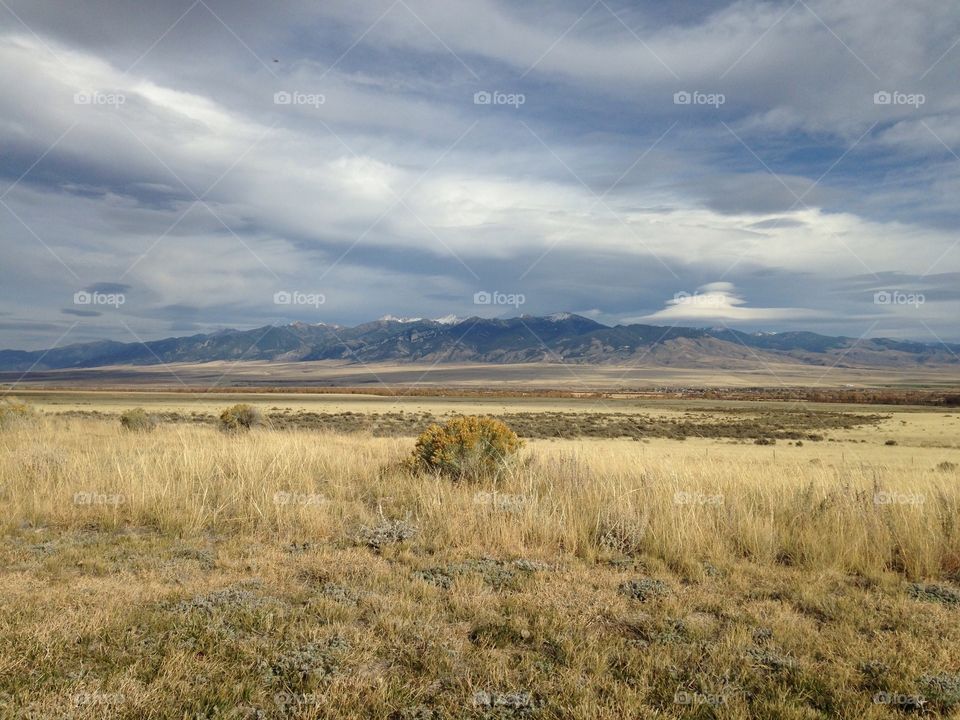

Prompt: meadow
[1,392,960,718]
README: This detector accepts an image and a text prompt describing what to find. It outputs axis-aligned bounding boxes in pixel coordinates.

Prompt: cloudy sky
[1,0,959,350]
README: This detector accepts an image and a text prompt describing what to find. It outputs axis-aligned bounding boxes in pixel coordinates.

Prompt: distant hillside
[0,314,957,371]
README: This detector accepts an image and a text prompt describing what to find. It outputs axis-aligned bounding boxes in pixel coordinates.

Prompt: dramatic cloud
[1,0,958,350]
[639,282,825,324]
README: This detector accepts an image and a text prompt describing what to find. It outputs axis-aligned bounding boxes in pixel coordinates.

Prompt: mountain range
[0,314,957,372]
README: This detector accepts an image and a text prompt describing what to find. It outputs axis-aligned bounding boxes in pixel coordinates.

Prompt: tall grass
[1,417,958,579]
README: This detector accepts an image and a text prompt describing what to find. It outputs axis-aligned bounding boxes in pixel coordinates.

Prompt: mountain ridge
[0,314,957,372]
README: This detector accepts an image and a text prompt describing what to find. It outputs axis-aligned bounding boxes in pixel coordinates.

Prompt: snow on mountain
[378,315,423,323]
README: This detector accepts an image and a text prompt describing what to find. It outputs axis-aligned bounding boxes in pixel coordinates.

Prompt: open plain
[5,360,960,391]
[2,388,960,718]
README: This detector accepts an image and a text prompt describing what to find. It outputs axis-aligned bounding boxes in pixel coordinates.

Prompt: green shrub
[120,407,158,432]
[0,398,34,429]
[408,415,523,481]
[219,404,264,432]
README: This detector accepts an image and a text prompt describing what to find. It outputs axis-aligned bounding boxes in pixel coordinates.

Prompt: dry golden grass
[2,412,960,718]
[3,417,958,577]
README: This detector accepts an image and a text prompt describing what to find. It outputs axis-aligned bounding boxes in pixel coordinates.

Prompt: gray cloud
[83,282,131,294]
[748,218,808,230]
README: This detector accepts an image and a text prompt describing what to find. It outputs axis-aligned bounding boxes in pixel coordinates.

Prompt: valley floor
[1,399,959,718]
[5,358,960,390]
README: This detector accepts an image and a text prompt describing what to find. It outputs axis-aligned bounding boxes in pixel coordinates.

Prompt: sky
[1,0,959,351]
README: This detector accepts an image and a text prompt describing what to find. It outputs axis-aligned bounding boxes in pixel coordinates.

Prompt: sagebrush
[218,404,264,432]
[408,415,523,481]
[0,399,33,429]
[120,407,158,432]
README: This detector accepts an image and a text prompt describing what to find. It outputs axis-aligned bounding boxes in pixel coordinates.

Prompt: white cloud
[637,282,825,323]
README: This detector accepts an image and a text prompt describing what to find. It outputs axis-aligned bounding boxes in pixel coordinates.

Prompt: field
[2,390,960,718]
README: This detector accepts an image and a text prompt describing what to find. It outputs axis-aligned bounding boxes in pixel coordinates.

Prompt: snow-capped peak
[289,321,337,328]
[379,315,422,323]
[547,312,573,322]
[432,314,462,325]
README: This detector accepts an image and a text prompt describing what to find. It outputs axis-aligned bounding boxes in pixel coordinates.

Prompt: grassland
[1,392,960,718]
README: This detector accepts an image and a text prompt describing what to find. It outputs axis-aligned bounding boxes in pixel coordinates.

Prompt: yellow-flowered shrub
[409,415,523,481]
[120,407,158,432]
[0,398,33,429]
[218,404,264,432]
